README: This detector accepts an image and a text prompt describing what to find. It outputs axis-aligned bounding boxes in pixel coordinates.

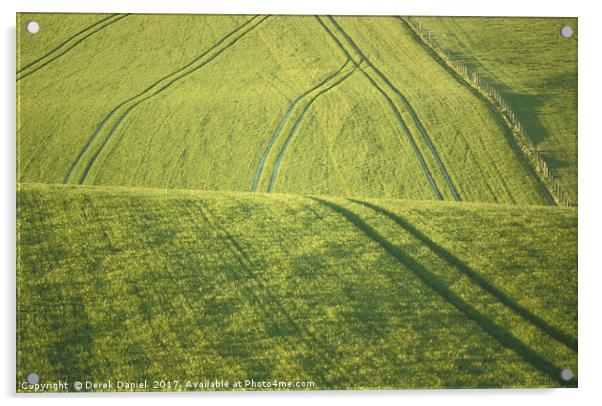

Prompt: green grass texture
[16,14,572,205]
[17,183,577,390]
[414,17,578,203]
[16,13,578,391]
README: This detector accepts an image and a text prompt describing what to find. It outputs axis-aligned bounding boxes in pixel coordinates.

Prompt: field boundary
[17,14,129,81]
[63,15,269,186]
[402,17,572,207]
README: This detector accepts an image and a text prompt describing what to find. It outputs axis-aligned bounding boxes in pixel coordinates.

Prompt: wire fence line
[402,16,572,207]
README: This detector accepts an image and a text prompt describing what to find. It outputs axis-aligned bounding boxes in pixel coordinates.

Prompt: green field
[18,14,564,204]
[414,17,578,203]
[18,184,577,389]
[16,13,577,390]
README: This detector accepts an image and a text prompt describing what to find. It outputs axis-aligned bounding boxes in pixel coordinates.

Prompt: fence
[402,16,572,207]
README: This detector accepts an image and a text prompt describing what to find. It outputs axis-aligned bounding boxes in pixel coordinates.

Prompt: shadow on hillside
[349,198,577,352]
[28,281,95,388]
[501,90,549,145]
[539,154,571,171]
[310,196,575,387]
[401,19,557,150]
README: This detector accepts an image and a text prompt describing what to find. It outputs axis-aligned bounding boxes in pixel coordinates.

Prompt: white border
[3,1,601,405]
[4,0,584,16]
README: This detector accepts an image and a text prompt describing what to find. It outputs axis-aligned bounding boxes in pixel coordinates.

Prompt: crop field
[18,14,562,204]
[414,17,578,203]
[16,13,577,391]
[18,184,577,389]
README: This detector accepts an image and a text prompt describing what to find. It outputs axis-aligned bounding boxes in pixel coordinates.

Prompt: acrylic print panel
[16,13,577,392]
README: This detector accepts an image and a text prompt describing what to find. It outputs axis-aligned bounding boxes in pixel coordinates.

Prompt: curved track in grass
[251,60,352,192]
[330,16,462,201]
[64,15,269,185]
[17,14,129,81]
[266,66,357,193]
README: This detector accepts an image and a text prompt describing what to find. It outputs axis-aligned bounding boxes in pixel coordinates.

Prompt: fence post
[402,16,572,207]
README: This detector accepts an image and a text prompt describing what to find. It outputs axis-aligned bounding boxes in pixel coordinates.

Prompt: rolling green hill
[17,183,577,390]
[413,17,578,203]
[16,13,578,391]
[17,14,563,205]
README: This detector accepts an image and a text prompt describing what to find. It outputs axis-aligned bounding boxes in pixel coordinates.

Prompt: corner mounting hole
[560,25,573,38]
[26,372,40,384]
[26,21,40,34]
[560,368,574,381]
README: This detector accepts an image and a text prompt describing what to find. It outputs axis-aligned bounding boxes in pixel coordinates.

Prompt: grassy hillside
[17,183,577,390]
[16,13,578,391]
[414,17,578,202]
[16,13,112,71]
[17,14,560,205]
[317,16,551,205]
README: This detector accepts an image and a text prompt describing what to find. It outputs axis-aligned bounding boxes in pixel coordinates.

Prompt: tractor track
[251,60,352,192]
[310,196,576,387]
[266,65,357,193]
[64,15,269,185]
[316,16,442,200]
[17,14,129,81]
[319,16,463,201]
[328,16,461,201]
